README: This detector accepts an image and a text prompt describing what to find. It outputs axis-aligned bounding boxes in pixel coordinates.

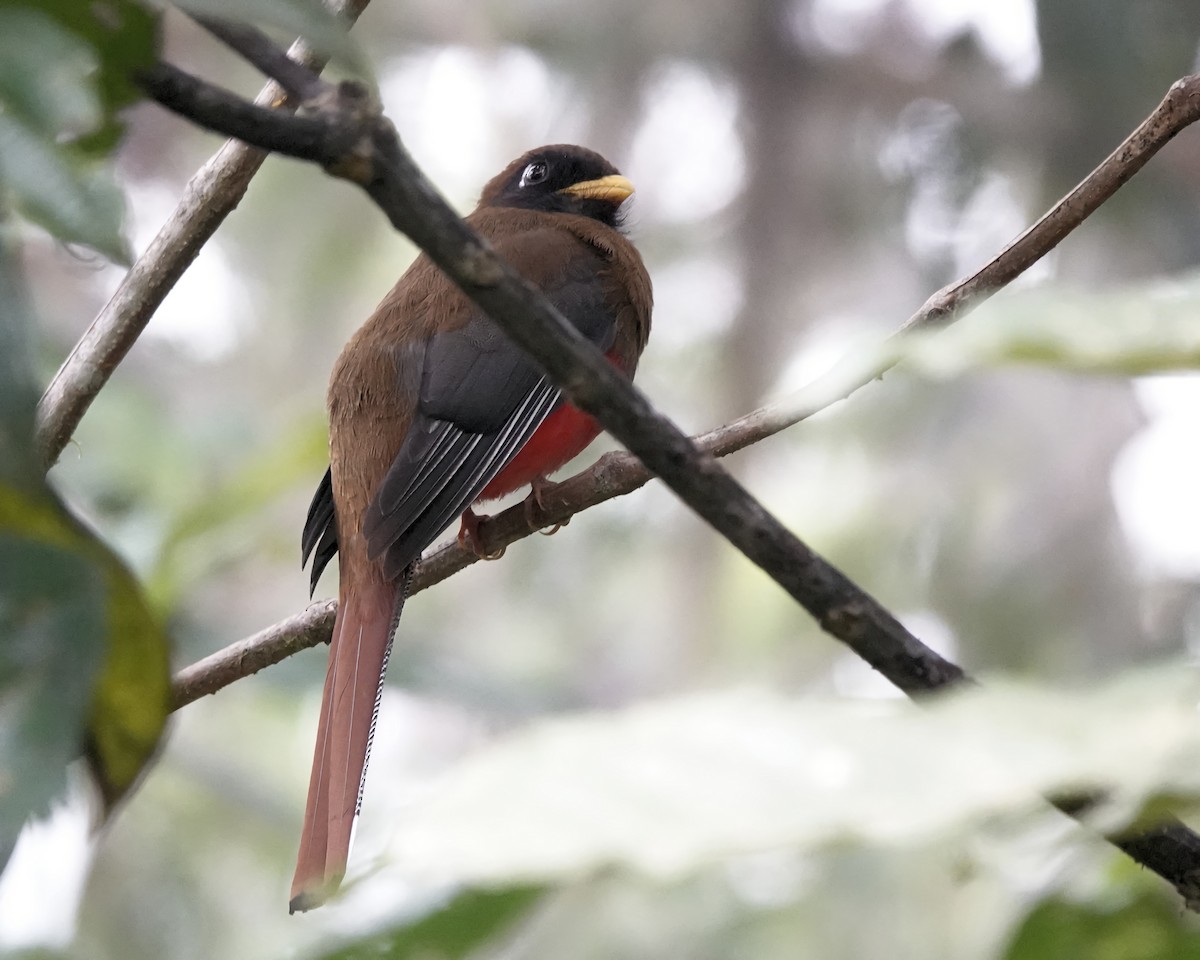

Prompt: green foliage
[1003,891,1200,959]
[794,275,1200,426]
[0,109,130,263]
[0,484,170,816]
[2,950,73,960]
[20,0,158,152]
[373,672,1200,888]
[0,0,373,262]
[0,219,168,857]
[312,887,544,959]
[148,418,328,607]
[0,523,106,837]
[0,0,158,260]
[77,508,172,810]
[5,1,1200,956]
[892,276,1200,377]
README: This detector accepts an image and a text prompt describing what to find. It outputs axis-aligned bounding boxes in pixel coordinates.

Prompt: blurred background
[7,0,1200,956]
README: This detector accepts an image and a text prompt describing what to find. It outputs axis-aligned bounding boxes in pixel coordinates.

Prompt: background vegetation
[5,0,1200,957]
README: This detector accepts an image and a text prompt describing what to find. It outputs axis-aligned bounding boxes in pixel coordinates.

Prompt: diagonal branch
[753,72,1200,439]
[131,62,344,162]
[173,600,336,709]
[138,56,964,701]
[137,22,1200,903]
[168,414,841,711]
[33,0,373,470]
[902,74,1200,332]
[172,71,1200,708]
[193,15,326,103]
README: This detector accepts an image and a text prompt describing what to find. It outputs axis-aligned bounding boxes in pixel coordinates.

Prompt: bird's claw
[523,476,570,536]
[457,507,506,560]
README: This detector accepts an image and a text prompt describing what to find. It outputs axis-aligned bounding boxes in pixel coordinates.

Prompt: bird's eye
[519,161,549,187]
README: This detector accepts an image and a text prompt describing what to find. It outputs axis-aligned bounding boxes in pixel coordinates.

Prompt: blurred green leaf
[0,207,167,849]
[0,114,130,262]
[0,1,152,259]
[149,419,327,606]
[374,670,1200,887]
[312,887,544,960]
[82,516,172,809]
[2,950,74,960]
[23,0,159,151]
[888,275,1200,378]
[1003,891,1200,959]
[0,235,38,490]
[0,483,171,824]
[0,526,106,843]
[0,7,101,139]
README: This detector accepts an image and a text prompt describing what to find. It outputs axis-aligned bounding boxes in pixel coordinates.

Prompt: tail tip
[289,872,344,914]
[288,892,316,915]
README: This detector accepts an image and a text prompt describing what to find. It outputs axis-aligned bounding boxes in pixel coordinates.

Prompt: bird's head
[479,144,635,229]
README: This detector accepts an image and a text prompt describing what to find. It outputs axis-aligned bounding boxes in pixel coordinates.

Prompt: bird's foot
[523,475,569,536]
[457,507,505,560]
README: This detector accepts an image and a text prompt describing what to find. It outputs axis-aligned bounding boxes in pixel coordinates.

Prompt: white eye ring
[519,161,549,187]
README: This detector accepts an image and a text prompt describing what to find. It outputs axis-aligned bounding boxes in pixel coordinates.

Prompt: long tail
[289,566,411,912]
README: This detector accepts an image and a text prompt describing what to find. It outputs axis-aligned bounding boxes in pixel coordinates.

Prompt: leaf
[0,219,37,495]
[372,670,1200,887]
[0,7,101,139]
[20,0,160,153]
[0,529,106,844]
[311,887,544,960]
[0,114,130,263]
[887,274,1200,378]
[0,486,172,818]
[82,517,172,808]
[0,212,168,848]
[0,950,73,960]
[0,2,147,260]
[1003,892,1200,959]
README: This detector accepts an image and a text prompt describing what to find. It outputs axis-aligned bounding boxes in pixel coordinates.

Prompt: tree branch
[193,15,326,103]
[171,71,1200,708]
[142,32,1200,904]
[167,408,864,712]
[33,0,373,470]
[905,74,1200,332]
[132,62,345,163]
[172,600,335,710]
[753,72,1200,439]
[140,51,964,701]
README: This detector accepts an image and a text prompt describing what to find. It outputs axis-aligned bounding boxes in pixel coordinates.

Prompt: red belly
[475,402,601,502]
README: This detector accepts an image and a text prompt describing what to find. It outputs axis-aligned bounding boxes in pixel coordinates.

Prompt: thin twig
[33,0,373,470]
[750,72,1200,440]
[172,600,335,710]
[906,75,1200,331]
[193,15,326,102]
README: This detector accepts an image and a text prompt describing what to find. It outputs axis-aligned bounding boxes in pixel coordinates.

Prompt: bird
[289,144,653,912]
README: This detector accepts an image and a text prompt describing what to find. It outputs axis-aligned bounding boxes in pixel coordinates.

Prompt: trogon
[290,144,653,911]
